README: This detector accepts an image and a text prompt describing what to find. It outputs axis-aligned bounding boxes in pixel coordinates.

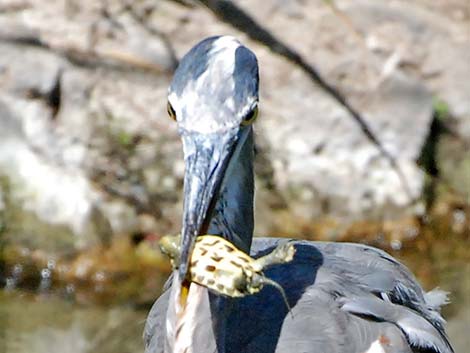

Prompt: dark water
[0,217,468,353]
[0,291,147,353]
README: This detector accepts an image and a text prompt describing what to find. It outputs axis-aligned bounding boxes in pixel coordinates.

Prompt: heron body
[144,36,454,353]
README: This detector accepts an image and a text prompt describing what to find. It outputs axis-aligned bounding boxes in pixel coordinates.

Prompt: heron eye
[241,106,258,126]
[167,102,176,121]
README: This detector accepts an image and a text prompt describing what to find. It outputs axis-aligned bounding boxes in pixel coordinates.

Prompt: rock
[91,11,178,72]
[0,97,101,251]
[230,0,468,225]
[0,43,64,98]
[259,59,432,222]
[437,136,470,201]
[0,0,185,253]
[0,44,178,253]
[0,0,468,251]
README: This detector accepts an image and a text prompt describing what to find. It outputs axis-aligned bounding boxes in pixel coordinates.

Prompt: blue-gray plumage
[145,36,454,353]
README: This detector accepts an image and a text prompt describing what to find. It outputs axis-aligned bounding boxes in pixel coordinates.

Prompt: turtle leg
[253,240,296,270]
[158,234,181,268]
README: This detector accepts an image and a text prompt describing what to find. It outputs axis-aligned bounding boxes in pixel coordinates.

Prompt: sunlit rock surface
[0,0,468,251]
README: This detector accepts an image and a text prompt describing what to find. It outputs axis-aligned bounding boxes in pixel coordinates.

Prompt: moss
[116,130,133,148]
[432,97,450,121]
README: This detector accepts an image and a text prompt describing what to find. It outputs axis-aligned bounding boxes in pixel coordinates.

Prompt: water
[0,291,147,353]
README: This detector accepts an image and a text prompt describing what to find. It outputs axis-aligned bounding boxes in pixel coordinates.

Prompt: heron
[144,36,454,353]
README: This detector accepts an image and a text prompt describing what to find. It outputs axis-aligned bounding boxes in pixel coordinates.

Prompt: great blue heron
[144,36,454,353]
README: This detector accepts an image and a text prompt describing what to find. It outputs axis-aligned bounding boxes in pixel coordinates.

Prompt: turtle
[158,234,295,310]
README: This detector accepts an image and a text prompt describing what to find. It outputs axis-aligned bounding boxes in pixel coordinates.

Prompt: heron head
[167,36,259,281]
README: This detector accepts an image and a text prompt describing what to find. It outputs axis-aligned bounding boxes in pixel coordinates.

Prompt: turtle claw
[271,241,296,263]
[255,240,296,269]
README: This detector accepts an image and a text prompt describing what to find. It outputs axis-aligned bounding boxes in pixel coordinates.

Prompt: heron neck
[207,128,255,253]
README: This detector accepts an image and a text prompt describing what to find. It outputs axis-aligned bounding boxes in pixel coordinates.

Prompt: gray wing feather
[340,296,453,353]
[144,289,169,353]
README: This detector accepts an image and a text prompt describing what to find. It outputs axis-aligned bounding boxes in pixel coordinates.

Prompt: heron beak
[178,130,239,280]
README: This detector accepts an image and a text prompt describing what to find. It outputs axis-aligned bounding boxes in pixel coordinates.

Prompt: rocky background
[0,1,469,352]
[1,0,468,252]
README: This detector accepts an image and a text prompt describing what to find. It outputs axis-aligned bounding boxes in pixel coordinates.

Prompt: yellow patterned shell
[189,235,263,297]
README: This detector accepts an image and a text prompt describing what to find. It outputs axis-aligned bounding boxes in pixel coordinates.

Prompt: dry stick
[199,0,414,200]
